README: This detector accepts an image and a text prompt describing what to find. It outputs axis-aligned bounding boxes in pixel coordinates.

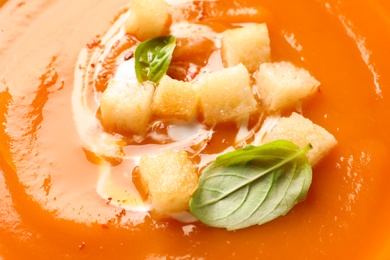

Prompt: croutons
[195,63,258,125]
[262,112,337,165]
[152,75,199,121]
[125,0,171,41]
[100,79,154,135]
[139,150,199,217]
[255,61,320,112]
[221,24,271,73]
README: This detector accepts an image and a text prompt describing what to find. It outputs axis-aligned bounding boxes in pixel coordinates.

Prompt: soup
[1,0,390,259]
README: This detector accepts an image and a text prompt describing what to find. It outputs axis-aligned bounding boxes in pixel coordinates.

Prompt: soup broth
[1,0,390,259]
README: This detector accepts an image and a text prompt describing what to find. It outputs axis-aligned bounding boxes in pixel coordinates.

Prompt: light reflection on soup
[1,0,390,259]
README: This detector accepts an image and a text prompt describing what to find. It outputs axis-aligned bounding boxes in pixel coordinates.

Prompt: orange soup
[1,0,390,259]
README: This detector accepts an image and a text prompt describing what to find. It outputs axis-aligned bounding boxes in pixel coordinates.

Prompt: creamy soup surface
[1,0,390,259]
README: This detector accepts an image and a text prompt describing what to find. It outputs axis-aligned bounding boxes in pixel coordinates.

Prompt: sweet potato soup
[1,0,390,259]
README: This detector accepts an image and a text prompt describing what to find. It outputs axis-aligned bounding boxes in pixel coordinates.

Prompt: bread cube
[152,75,199,121]
[125,0,171,41]
[195,63,258,125]
[100,79,154,135]
[255,61,320,113]
[221,23,271,73]
[139,150,199,216]
[262,112,337,165]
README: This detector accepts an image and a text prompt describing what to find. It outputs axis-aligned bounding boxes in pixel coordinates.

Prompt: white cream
[252,114,281,145]
[167,120,204,142]
[115,58,138,84]
[235,116,251,144]
[123,128,213,158]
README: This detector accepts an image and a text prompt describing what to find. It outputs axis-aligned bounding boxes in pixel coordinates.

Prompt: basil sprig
[134,35,176,84]
[190,140,312,231]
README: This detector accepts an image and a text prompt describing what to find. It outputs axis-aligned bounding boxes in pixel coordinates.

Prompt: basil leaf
[134,35,176,84]
[189,140,312,231]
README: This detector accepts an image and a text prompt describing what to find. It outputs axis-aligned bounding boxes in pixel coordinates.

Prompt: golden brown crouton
[125,0,171,41]
[195,63,258,126]
[255,61,320,113]
[100,79,154,135]
[152,75,199,121]
[139,150,199,217]
[221,23,271,73]
[262,112,337,165]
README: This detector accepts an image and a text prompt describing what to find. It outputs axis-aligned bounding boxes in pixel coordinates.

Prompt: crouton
[125,0,171,41]
[139,150,199,217]
[255,61,320,113]
[195,63,258,125]
[262,112,337,165]
[100,79,154,135]
[221,23,271,73]
[152,75,199,121]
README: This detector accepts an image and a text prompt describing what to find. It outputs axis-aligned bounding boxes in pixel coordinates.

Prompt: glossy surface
[1,0,390,259]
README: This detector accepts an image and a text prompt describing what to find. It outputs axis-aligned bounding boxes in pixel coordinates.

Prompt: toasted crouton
[262,112,337,165]
[255,61,320,113]
[195,63,258,125]
[125,0,171,41]
[139,150,199,217]
[152,75,199,121]
[221,23,271,73]
[100,79,154,135]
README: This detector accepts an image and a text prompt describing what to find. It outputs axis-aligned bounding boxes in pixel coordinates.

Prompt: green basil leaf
[189,140,312,231]
[134,35,176,84]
